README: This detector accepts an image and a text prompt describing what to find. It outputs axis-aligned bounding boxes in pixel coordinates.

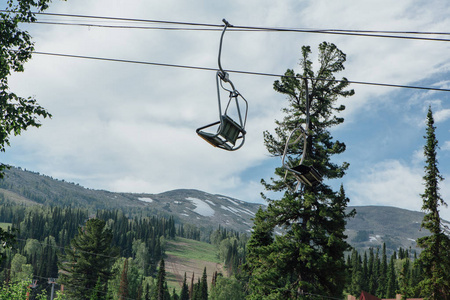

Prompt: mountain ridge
[1,166,448,254]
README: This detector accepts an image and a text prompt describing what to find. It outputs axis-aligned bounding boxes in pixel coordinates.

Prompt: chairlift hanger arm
[218,19,233,81]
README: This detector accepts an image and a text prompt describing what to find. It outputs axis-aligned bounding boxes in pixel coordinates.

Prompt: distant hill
[0,167,261,233]
[1,166,449,254]
[346,206,425,255]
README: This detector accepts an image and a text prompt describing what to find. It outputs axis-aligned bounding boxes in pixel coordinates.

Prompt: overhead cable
[19,11,222,28]
[29,13,450,42]
[3,10,450,42]
[33,21,225,30]
[32,20,450,38]
[31,51,450,93]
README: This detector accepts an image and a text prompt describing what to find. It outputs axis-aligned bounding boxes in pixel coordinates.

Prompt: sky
[3,0,450,220]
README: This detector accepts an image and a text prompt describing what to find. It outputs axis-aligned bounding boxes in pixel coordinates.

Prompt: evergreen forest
[0,201,250,299]
[0,199,441,300]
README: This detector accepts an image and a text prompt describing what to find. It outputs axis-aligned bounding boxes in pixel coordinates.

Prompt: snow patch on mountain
[205,200,216,206]
[138,197,153,203]
[221,205,254,217]
[186,197,215,217]
[221,205,236,214]
[369,235,380,243]
[240,207,256,216]
[218,196,240,206]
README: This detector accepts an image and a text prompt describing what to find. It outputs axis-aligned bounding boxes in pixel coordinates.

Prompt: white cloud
[347,160,423,210]
[4,0,450,219]
[411,148,425,166]
[347,159,450,221]
[434,109,450,123]
[442,141,450,151]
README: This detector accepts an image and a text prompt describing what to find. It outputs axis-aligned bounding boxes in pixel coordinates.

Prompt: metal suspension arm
[218,19,232,82]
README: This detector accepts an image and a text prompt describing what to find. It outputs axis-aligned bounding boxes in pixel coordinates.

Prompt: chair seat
[197,131,233,151]
[196,115,246,151]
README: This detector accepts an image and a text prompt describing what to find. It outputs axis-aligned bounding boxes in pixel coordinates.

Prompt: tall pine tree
[376,243,387,296]
[155,258,169,300]
[398,257,412,299]
[348,249,362,296]
[180,273,189,300]
[385,255,397,298]
[416,107,450,299]
[244,207,275,297]
[58,218,118,299]
[246,42,354,299]
[201,267,208,300]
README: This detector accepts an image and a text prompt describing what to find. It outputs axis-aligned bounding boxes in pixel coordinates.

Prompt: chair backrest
[219,115,245,145]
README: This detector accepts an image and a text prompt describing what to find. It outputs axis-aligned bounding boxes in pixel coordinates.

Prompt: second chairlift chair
[282,78,322,187]
[196,19,248,151]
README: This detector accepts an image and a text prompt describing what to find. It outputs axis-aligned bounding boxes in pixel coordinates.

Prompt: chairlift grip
[222,19,231,27]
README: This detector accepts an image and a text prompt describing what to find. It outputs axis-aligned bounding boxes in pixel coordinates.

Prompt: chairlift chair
[196,19,248,151]
[282,127,322,187]
[291,164,322,186]
[196,111,246,151]
[281,78,322,187]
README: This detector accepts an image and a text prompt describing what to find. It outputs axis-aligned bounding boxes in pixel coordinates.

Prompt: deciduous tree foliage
[416,107,450,299]
[0,0,55,260]
[246,42,355,299]
[209,274,245,300]
[0,0,53,175]
[0,280,47,299]
[210,226,248,276]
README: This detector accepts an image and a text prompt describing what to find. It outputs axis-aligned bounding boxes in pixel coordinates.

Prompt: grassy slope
[165,237,223,292]
[0,188,39,206]
[0,222,11,230]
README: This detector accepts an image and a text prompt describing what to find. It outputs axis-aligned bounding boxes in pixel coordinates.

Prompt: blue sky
[3,0,450,220]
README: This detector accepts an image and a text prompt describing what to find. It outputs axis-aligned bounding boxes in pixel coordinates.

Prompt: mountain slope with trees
[0,167,260,233]
[0,166,445,254]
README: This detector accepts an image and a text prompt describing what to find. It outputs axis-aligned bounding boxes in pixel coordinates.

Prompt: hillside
[165,237,223,290]
[0,167,261,233]
[0,166,448,254]
[135,189,259,233]
[345,206,427,254]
